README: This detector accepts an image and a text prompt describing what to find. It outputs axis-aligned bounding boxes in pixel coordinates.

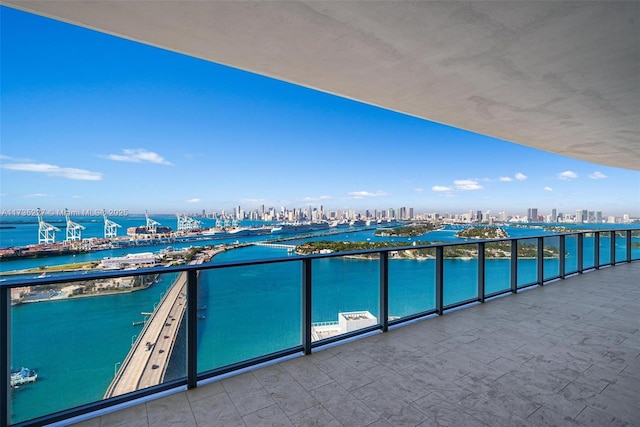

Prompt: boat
[11,367,37,388]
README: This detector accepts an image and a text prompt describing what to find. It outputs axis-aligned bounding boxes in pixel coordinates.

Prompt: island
[374,222,438,237]
[455,226,509,239]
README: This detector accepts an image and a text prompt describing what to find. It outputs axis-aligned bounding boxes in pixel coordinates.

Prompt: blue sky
[1,6,639,218]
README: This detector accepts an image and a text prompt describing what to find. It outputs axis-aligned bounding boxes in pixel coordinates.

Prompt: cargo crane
[37,208,60,244]
[145,210,161,234]
[65,208,86,241]
[176,213,202,232]
[103,211,122,238]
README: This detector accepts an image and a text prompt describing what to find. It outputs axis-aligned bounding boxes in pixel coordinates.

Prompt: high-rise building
[551,208,557,223]
[527,208,538,222]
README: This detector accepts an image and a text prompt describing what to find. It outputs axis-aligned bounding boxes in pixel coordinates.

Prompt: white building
[311,311,377,341]
[101,252,158,270]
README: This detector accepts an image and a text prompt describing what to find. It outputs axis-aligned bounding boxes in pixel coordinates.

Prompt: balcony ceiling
[4,1,639,170]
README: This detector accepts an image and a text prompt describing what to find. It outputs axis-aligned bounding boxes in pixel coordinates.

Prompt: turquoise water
[6,226,640,423]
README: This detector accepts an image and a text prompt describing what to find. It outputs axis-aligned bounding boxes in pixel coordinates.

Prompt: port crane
[176,213,201,232]
[65,208,86,241]
[145,210,161,234]
[37,208,60,244]
[103,211,122,238]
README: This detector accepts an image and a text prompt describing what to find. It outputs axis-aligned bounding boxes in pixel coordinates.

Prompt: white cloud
[106,149,172,165]
[2,163,103,180]
[499,176,513,182]
[544,186,553,191]
[589,171,607,180]
[432,185,452,192]
[303,195,333,201]
[558,170,578,180]
[454,179,483,191]
[24,193,53,198]
[186,198,201,203]
[347,191,388,198]
[515,172,527,181]
[413,188,424,192]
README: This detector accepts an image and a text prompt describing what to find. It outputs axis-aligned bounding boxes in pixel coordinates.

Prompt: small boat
[11,367,37,388]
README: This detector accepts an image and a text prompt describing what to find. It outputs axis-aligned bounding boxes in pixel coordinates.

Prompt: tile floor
[68,262,640,426]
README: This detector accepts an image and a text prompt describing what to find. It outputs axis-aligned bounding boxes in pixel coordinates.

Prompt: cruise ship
[271,222,330,234]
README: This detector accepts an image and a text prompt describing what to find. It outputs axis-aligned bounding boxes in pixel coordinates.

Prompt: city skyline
[1,7,639,217]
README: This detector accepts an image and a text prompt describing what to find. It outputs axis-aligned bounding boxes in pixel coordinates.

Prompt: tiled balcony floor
[69,262,639,426]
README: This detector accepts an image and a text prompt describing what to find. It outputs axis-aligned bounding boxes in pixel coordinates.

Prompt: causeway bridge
[253,242,296,250]
[104,271,187,397]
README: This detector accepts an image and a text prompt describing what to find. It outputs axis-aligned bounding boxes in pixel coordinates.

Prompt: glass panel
[632,230,640,261]
[485,241,511,294]
[582,233,596,269]
[197,261,301,371]
[615,231,627,262]
[543,236,560,280]
[389,247,435,319]
[311,254,379,342]
[517,238,538,287]
[564,235,579,274]
[598,233,611,266]
[443,244,478,306]
[10,272,176,424]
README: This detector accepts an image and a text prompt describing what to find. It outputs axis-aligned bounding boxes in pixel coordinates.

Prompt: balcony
[2,230,639,426]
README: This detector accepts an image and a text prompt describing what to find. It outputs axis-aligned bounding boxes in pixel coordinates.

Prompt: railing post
[610,231,616,266]
[186,270,198,390]
[510,239,518,294]
[435,246,444,315]
[379,251,389,332]
[1,287,9,427]
[302,259,312,355]
[594,232,600,269]
[577,233,584,273]
[478,242,485,303]
[537,237,544,285]
[626,230,632,263]
[559,235,566,279]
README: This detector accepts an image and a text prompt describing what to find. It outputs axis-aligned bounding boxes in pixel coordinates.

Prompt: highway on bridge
[104,271,187,398]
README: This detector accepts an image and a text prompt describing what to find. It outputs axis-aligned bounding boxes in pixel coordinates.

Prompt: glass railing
[2,229,639,427]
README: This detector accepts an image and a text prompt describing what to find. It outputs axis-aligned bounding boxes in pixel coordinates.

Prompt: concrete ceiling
[3,1,639,170]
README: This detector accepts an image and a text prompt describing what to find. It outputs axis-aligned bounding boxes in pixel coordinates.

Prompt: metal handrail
[1,228,638,426]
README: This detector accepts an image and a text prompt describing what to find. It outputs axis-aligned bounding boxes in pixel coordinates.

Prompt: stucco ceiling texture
[3,1,639,170]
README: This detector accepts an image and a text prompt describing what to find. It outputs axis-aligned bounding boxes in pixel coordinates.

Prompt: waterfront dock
[104,271,188,398]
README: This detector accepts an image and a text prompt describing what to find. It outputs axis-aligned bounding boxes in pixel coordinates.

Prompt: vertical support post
[186,270,198,390]
[537,237,544,285]
[626,230,632,263]
[302,258,312,355]
[435,246,444,315]
[594,232,600,269]
[610,231,616,266]
[577,233,584,273]
[477,242,485,303]
[1,287,11,427]
[510,239,518,294]
[379,251,389,332]
[559,235,566,279]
